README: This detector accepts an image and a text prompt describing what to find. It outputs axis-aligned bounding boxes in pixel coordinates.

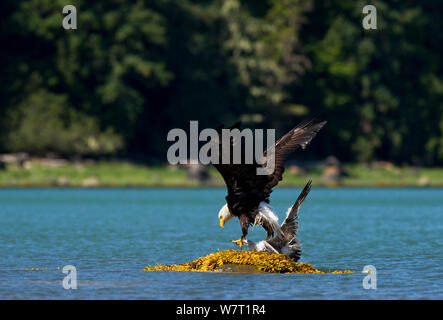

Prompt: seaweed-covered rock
[142,250,353,274]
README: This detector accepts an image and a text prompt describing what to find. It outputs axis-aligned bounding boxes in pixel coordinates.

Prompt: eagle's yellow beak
[220,218,225,228]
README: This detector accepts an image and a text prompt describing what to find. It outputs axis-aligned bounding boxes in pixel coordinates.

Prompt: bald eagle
[232,180,312,261]
[215,118,326,247]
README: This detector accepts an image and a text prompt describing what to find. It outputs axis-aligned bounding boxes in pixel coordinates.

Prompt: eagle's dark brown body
[214,118,326,239]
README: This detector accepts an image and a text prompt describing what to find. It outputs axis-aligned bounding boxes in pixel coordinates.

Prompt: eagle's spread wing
[262,119,326,197]
[213,119,325,216]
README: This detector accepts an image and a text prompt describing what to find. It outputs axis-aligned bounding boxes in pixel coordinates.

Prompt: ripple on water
[0,187,442,299]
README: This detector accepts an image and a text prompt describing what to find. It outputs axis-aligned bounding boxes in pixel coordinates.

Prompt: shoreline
[0,160,442,188]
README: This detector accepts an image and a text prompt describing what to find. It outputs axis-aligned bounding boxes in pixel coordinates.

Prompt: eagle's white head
[218,204,235,228]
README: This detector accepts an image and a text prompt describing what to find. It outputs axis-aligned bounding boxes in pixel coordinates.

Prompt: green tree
[294,0,443,164]
[6,89,122,155]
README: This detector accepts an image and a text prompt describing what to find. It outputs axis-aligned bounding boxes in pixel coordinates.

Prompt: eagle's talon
[231,238,244,248]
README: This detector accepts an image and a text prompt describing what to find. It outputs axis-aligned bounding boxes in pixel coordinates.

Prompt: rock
[23,161,32,170]
[33,158,68,168]
[322,156,343,184]
[0,153,29,168]
[214,264,265,274]
[57,176,69,186]
[417,176,430,187]
[288,165,306,175]
[186,163,209,182]
[81,177,100,187]
[371,161,394,171]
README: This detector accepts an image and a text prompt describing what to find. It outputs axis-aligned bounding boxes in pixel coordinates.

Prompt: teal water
[0,187,441,299]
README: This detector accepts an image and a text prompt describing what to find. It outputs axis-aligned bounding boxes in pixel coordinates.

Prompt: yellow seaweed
[142,250,354,274]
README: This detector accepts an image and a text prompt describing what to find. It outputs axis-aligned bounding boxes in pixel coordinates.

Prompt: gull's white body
[232,180,313,261]
[240,204,302,259]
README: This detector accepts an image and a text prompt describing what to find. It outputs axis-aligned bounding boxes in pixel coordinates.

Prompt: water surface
[0,187,441,299]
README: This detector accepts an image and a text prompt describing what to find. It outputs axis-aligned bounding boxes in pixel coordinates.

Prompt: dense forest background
[1,0,442,165]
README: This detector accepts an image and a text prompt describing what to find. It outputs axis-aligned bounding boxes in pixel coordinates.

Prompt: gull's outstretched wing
[268,180,312,247]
